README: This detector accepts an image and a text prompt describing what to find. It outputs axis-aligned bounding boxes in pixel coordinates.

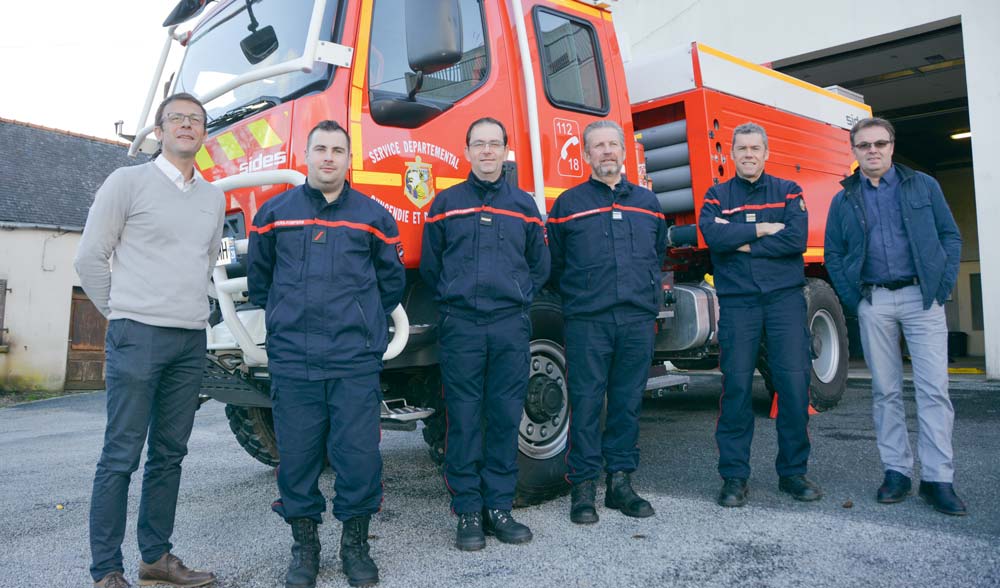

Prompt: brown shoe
[138,553,215,587]
[95,571,132,588]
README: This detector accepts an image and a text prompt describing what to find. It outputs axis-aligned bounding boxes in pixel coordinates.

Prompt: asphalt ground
[1,375,998,588]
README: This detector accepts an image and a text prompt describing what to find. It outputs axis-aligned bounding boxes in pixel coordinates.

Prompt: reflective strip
[426,205,543,226]
[544,186,565,200]
[247,119,284,148]
[435,176,464,190]
[352,170,402,186]
[250,218,400,244]
[547,202,663,224]
[546,206,612,224]
[721,202,786,215]
[195,145,216,171]
[216,132,246,160]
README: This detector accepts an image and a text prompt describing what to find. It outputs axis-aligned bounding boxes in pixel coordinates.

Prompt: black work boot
[717,478,749,508]
[340,516,379,587]
[482,508,533,544]
[605,472,655,518]
[286,518,321,588]
[455,511,486,551]
[570,479,599,524]
[778,474,823,502]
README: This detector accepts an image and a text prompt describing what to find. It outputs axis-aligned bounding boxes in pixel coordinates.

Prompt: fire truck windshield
[174,0,338,123]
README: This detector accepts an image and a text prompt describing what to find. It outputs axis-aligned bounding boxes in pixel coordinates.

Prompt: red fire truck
[125,0,871,504]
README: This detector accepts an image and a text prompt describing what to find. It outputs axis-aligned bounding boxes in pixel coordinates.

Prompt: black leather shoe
[570,479,599,525]
[778,474,823,502]
[483,509,533,544]
[605,472,655,518]
[876,470,912,504]
[919,481,968,516]
[717,478,749,508]
[455,512,486,551]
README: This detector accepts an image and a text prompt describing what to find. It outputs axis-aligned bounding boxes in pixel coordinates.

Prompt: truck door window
[368,0,488,107]
[174,0,339,123]
[533,8,608,115]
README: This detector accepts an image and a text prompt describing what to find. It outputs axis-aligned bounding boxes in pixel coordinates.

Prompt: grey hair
[732,122,768,150]
[583,120,626,150]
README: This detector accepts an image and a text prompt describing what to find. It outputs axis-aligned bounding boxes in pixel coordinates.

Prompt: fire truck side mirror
[241,25,279,65]
[163,0,213,27]
[405,0,463,75]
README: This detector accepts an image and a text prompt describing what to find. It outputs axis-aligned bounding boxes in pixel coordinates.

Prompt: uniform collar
[733,171,768,190]
[588,174,630,198]
[304,179,350,207]
[468,170,506,196]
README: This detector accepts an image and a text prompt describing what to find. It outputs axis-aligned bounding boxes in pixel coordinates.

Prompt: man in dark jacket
[825,117,965,515]
[420,117,549,551]
[699,122,821,508]
[247,120,406,587]
[547,120,665,525]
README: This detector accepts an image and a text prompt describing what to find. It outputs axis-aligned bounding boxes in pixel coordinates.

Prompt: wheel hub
[525,375,564,422]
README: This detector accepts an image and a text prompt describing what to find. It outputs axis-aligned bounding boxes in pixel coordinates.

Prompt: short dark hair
[850,117,895,146]
[466,117,507,146]
[154,92,207,128]
[307,120,351,151]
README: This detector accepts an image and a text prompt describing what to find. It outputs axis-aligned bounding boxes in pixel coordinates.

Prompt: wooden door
[65,287,107,390]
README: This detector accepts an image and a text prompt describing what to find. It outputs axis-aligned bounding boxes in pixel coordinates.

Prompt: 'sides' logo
[239,151,287,173]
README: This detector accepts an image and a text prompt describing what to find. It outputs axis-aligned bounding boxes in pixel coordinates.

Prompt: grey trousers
[857,285,954,482]
[89,319,206,581]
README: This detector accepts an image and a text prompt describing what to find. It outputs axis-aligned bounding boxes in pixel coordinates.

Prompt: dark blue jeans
[89,319,206,582]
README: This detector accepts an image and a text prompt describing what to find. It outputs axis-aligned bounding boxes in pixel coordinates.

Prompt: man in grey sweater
[75,93,224,588]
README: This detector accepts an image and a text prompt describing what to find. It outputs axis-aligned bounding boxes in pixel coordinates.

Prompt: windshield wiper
[206,96,281,130]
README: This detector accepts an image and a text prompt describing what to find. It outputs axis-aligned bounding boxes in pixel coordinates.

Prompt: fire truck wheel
[515,290,571,506]
[670,357,719,370]
[756,279,848,412]
[417,369,447,466]
[225,404,280,467]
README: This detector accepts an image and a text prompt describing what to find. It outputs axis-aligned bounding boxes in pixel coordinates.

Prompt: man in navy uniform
[698,122,821,508]
[825,117,964,515]
[547,120,666,525]
[247,120,405,587]
[420,117,550,550]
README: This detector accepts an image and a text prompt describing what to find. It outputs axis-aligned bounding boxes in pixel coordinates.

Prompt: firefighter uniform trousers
[565,319,655,484]
[270,374,383,523]
[440,312,530,513]
[716,286,812,479]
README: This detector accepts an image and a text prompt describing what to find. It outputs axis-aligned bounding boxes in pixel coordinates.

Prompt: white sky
[1,1,183,141]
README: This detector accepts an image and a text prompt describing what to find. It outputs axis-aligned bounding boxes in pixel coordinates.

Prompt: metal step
[380,399,435,422]
[644,368,690,399]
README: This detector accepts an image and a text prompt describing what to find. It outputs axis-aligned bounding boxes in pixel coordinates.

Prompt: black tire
[420,290,571,507]
[756,279,848,412]
[515,289,570,506]
[416,369,446,465]
[670,357,719,370]
[803,278,848,411]
[224,404,280,467]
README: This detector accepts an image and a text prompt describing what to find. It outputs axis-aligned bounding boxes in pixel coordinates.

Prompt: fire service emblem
[404,156,435,209]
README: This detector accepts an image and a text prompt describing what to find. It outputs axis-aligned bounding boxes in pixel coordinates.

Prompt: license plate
[216,237,237,266]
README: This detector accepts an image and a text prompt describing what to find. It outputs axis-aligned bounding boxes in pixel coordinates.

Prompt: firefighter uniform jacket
[547,176,667,322]
[419,173,550,320]
[247,181,406,380]
[698,173,808,296]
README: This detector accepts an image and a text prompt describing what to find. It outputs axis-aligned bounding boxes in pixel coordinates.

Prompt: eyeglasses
[853,140,893,151]
[164,112,205,126]
[469,140,505,152]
